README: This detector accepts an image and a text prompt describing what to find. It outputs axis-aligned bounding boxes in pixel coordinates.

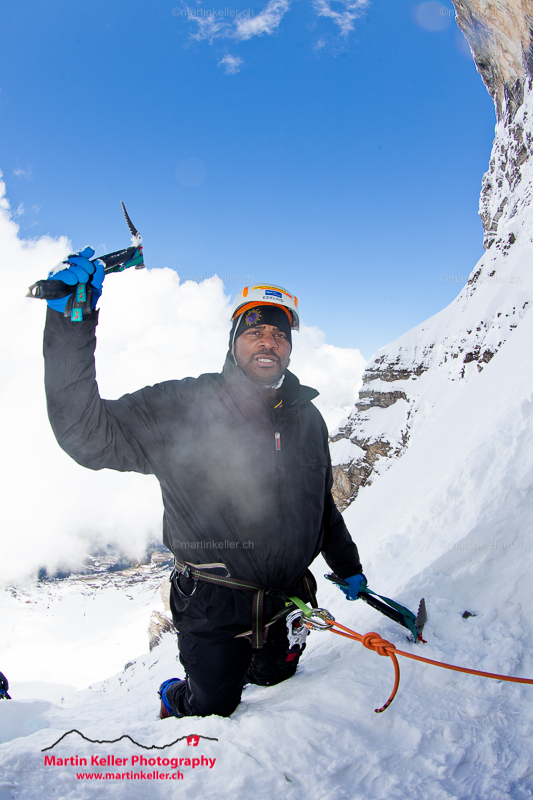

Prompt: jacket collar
[221,353,319,409]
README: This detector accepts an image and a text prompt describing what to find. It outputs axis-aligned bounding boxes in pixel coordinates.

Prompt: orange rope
[310,618,533,714]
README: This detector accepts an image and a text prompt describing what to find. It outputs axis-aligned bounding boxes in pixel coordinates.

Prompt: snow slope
[1,303,532,798]
[1,562,169,692]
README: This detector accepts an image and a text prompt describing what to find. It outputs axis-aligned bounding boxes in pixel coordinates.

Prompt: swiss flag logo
[187,735,200,747]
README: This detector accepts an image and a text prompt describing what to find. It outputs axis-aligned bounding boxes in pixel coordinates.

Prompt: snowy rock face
[480,76,533,249]
[331,4,533,510]
[453,0,533,248]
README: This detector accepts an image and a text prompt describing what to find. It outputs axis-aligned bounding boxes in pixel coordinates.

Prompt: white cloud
[177,0,369,63]
[13,166,33,181]
[312,0,369,37]
[218,54,244,74]
[234,0,290,40]
[187,12,226,43]
[185,0,291,43]
[290,324,366,429]
[0,175,365,583]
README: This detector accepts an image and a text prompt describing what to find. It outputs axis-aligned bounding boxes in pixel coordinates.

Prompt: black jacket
[43,308,362,592]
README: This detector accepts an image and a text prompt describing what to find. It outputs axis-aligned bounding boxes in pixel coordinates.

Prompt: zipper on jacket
[275,431,281,451]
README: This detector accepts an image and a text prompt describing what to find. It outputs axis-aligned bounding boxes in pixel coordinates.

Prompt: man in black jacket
[43,265,364,719]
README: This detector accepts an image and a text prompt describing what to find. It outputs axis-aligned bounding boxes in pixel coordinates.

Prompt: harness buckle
[171,564,198,598]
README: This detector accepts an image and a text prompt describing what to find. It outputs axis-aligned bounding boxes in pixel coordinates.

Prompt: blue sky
[1,0,496,357]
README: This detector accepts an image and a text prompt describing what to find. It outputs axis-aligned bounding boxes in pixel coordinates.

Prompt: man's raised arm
[42,250,163,475]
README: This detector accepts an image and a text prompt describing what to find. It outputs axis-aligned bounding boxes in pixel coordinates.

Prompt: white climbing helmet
[230,283,300,331]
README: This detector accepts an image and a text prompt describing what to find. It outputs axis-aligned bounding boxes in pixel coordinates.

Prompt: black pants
[166,572,310,718]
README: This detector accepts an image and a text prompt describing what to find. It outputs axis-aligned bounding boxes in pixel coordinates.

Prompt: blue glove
[46,246,105,313]
[339,574,367,601]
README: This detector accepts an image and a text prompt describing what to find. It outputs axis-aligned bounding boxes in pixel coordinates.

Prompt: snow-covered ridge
[331,78,533,510]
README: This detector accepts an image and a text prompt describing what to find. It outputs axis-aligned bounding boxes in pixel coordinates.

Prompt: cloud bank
[0,176,365,583]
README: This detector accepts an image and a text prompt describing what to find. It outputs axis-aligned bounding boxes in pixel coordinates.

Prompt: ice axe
[325,573,427,643]
[27,202,145,320]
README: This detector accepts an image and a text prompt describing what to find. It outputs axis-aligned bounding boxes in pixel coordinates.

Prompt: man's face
[233,323,291,386]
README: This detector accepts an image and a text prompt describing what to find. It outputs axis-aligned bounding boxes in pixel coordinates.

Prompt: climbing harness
[170,558,317,651]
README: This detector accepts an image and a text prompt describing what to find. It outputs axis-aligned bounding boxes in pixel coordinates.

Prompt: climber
[42,255,365,718]
[0,672,11,700]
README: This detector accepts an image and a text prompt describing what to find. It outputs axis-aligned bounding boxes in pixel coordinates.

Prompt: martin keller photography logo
[41,730,220,783]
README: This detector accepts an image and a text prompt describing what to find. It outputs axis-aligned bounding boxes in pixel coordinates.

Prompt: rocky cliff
[331,0,533,510]
[453,0,533,121]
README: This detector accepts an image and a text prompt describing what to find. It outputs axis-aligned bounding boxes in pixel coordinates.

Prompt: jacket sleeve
[320,431,363,579]
[43,307,168,474]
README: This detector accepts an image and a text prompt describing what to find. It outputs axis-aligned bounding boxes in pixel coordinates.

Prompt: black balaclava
[229,305,293,355]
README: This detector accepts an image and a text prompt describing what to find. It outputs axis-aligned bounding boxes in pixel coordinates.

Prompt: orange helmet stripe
[232,301,294,325]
